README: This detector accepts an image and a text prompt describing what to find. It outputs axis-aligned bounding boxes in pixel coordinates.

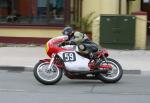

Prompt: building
[0,0,149,49]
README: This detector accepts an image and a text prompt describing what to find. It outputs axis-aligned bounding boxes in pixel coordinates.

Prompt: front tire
[99,58,123,83]
[33,61,62,85]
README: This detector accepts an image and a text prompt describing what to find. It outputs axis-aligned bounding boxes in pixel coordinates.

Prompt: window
[143,0,149,3]
[0,0,70,26]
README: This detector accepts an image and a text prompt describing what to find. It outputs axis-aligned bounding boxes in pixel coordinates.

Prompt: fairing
[57,51,91,72]
[46,36,68,57]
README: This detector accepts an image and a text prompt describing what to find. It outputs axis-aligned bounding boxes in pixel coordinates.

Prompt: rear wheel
[99,58,123,83]
[33,61,62,85]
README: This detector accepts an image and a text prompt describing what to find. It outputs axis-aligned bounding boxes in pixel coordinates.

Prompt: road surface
[0,70,150,103]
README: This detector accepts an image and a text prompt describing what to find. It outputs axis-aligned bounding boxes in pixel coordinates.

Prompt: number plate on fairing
[63,52,76,62]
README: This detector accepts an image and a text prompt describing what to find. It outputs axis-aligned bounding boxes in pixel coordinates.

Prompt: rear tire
[99,58,123,83]
[33,61,62,85]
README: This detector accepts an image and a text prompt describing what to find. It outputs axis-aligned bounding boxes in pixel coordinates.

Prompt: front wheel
[99,58,123,83]
[33,61,63,85]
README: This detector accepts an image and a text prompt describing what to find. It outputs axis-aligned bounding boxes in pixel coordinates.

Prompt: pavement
[0,45,150,74]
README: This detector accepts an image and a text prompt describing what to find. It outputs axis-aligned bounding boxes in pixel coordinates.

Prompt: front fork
[95,54,107,66]
[102,55,108,63]
[94,54,113,72]
[48,54,56,71]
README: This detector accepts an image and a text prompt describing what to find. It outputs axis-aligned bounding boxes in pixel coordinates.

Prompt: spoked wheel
[33,61,62,85]
[99,58,123,83]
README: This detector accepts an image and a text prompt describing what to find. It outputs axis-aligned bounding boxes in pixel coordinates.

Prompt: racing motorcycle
[33,36,123,85]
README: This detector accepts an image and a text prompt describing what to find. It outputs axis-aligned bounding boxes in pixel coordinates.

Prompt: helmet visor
[63,31,70,35]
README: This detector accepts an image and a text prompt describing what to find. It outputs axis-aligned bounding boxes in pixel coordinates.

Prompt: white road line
[0,89,25,92]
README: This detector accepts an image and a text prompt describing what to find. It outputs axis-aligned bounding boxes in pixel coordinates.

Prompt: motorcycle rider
[61,26,99,59]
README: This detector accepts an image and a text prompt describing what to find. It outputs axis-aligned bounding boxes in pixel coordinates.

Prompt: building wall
[82,0,101,17]
[99,0,119,14]
[121,0,127,14]
[0,27,63,44]
[129,0,141,14]
[82,0,119,17]
[134,13,147,49]
[0,28,62,38]
[82,0,141,16]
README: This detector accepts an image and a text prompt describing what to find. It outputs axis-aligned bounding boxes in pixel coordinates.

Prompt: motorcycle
[33,35,123,85]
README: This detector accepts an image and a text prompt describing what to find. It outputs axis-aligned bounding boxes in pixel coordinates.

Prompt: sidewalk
[0,46,150,74]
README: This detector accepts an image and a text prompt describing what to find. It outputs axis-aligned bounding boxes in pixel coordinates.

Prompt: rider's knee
[78,44,86,51]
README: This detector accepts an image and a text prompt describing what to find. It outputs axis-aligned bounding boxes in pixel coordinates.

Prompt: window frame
[0,0,70,28]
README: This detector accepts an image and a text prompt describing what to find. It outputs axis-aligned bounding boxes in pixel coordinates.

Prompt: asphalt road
[0,70,150,103]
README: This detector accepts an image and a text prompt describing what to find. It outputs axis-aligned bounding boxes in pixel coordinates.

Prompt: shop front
[0,0,82,44]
